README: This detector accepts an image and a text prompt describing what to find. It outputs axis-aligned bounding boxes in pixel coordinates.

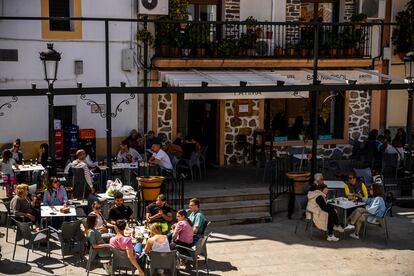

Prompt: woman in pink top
[110,220,145,276]
[171,209,193,253]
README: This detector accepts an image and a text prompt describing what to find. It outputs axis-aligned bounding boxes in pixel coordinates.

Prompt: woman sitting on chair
[10,184,40,228]
[43,177,68,206]
[170,209,193,252]
[307,183,344,242]
[345,184,386,240]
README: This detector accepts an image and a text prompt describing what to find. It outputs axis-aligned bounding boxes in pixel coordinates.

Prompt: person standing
[71,149,95,198]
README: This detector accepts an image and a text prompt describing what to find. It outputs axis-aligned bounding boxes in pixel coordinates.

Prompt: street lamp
[39,43,61,177]
[404,49,414,172]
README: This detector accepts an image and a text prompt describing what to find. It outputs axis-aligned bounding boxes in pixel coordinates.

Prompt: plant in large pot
[188,22,210,57]
[238,32,257,56]
[392,0,414,57]
[137,176,165,202]
[136,29,154,47]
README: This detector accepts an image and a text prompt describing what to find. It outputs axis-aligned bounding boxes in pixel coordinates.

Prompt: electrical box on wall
[122,49,134,71]
[74,60,83,75]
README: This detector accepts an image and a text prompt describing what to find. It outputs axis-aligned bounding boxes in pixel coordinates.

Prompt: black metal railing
[266,157,293,215]
[154,20,378,59]
[163,173,185,212]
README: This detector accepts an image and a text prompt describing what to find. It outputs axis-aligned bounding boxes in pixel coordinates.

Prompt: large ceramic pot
[286,171,311,194]
[137,176,165,201]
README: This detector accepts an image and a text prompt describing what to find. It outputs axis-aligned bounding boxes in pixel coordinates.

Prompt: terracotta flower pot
[137,176,165,201]
[286,171,311,194]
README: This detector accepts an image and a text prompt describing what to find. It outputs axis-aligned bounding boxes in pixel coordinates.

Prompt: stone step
[202,199,270,216]
[208,211,272,226]
[184,187,269,203]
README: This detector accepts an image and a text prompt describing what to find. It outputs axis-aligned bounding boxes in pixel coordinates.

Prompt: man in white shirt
[149,141,173,170]
[71,149,95,196]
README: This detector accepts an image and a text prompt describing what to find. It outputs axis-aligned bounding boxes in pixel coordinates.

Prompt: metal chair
[48,219,85,263]
[146,250,178,276]
[2,201,30,243]
[382,153,399,178]
[363,206,392,242]
[176,232,211,276]
[12,219,50,264]
[199,145,209,177]
[72,167,89,200]
[354,168,373,186]
[111,248,136,275]
[177,152,202,181]
[86,241,112,276]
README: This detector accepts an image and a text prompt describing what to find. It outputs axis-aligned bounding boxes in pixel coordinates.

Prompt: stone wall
[224,99,260,165]
[224,0,240,21]
[286,0,301,21]
[156,94,173,140]
[344,0,356,22]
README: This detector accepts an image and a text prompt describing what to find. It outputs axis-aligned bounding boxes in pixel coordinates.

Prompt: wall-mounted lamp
[201,81,209,87]
[161,81,168,87]
[120,82,126,88]
[240,81,247,87]
[31,83,36,90]
[77,82,82,89]
[276,80,285,86]
[346,79,357,85]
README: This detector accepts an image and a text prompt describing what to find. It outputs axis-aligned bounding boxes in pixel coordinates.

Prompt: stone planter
[137,176,165,201]
[286,171,311,194]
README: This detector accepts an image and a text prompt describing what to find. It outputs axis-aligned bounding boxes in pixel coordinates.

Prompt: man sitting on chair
[146,194,173,234]
[108,192,133,224]
[188,198,206,244]
[71,149,95,195]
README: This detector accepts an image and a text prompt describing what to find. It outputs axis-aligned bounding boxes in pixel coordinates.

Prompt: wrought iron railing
[154,20,379,59]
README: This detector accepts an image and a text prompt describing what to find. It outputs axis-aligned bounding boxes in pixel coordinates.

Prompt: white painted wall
[0,0,138,143]
[240,0,286,22]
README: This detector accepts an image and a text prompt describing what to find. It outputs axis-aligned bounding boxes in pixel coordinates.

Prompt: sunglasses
[94,206,102,209]
[348,177,355,180]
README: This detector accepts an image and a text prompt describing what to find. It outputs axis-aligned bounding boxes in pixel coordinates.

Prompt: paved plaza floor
[1,205,413,276]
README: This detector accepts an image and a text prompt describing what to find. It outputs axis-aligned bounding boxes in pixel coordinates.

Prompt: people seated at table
[143,223,171,254]
[36,143,49,167]
[8,138,23,165]
[1,150,19,198]
[117,140,142,163]
[170,209,193,252]
[126,129,145,154]
[43,176,68,206]
[84,213,112,274]
[10,184,40,228]
[146,194,173,234]
[383,129,392,144]
[89,200,113,233]
[145,130,157,150]
[394,128,406,149]
[109,219,145,276]
[345,184,386,240]
[108,192,133,224]
[188,198,206,244]
[71,149,95,196]
[307,183,344,242]
[149,141,173,171]
[166,138,183,159]
[344,172,368,200]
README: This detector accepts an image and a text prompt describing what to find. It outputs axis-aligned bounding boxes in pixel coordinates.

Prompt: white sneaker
[333,225,344,233]
[344,224,355,231]
[349,232,360,240]
[327,235,339,242]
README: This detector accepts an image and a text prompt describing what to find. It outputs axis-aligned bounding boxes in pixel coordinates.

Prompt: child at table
[345,184,386,239]
[307,183,344,242]
[1,150,19,198]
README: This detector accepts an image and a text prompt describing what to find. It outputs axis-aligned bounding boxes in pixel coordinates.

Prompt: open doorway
[186,100,219,165]
[54,105,76,128]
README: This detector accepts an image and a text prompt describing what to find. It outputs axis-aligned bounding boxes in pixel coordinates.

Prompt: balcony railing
[153,20,380,59]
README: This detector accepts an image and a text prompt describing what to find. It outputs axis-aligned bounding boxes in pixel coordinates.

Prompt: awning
[159,69,379,100]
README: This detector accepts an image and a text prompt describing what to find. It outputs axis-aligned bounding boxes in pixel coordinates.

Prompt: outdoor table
[41,205,77,227]
[325,180,344,190]
[99,162,156,187]
[13,164,45,185]
[328,198,365,226]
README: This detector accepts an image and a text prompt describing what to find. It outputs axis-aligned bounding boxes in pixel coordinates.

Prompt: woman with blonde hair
[10,184,40,227]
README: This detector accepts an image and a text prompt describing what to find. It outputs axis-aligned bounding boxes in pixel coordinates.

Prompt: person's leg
[354,214,369,235]
[349,208,366,225]
[327,213,334,235]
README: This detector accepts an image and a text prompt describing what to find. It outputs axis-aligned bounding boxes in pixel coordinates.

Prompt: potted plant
[238,32,257,56]
[218,39,239,57]
[392,0,414,57]
[287,44,296,56]
[245,16,258,32]
[274,45,284,57]
[265,25,273,40]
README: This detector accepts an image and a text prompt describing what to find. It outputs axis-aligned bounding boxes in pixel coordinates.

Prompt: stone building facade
[156,93,173,140]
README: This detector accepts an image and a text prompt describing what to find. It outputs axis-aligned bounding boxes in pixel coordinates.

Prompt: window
[49,0,71,31]
[41,0,82,39]
[265,91,345,141]
[188,0,221,21]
